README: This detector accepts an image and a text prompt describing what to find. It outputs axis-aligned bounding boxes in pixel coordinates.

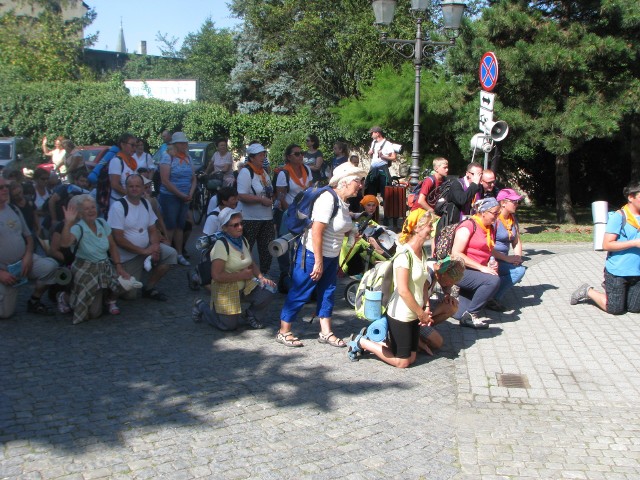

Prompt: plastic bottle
[488,256,498,270]
[254,277,277,294]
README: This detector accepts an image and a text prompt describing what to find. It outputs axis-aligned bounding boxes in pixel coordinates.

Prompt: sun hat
[246,143,266,155]
[328,162,367,187]
[170,132,189,144]
[218,207,242,227]
[496,188,523,202]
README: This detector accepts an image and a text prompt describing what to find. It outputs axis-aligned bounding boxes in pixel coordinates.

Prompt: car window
[0,144,11,160]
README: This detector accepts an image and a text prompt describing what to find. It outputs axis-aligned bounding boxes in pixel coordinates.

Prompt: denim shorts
[159,193,189,230]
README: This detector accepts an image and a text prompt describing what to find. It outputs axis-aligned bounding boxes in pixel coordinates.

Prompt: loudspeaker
[487,120,509,142]
[470,133,493,153]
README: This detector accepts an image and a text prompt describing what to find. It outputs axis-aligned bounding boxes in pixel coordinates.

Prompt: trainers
[460,311,489,329]
[485,299,507,312]
[56,291,71,314]
[177,255,191,266]
[570,283,591,305]
[192,299,203,323]
[245,311,264,329]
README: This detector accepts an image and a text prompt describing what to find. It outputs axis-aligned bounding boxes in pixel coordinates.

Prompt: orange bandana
[117,152,137,171]
[498,213,515,240]
[622,204,640,230]
[284,164,308,188]
[175,151,189,165]
[472,214,495,251]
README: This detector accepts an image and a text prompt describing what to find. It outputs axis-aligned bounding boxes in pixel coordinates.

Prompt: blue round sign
[479,52,499,92]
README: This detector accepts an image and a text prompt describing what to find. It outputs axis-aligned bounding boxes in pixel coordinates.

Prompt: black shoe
[485,299,507,312]
[27,299,55,316]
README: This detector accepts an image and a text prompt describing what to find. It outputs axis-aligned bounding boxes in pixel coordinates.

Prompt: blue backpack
[285,185,339,236]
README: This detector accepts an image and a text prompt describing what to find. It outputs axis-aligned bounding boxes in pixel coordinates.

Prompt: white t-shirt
[386,245,430,322]
[276,166,312,206]
[108,157,137,201]
[207,195,219,215]
[203,207,222,236]
[236,167,273,221]
[370,139,396,169]
[133,152,155,171]
[107,197,157,263]
[304,190,352,258]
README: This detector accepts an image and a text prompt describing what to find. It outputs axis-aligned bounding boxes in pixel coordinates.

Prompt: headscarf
[475,197,499,212]
[359,195,379,208]
[399,208,431,244]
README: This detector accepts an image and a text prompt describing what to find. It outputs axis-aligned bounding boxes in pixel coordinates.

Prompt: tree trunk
[630,119,640,180]
[555,153,576,224]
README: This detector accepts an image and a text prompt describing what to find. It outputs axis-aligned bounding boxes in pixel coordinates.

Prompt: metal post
[410,18,423,187]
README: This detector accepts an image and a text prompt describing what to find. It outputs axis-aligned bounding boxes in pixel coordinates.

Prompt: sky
[84,0,242,56]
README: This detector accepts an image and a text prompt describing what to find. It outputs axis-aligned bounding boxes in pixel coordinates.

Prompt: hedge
[0,79,356,168]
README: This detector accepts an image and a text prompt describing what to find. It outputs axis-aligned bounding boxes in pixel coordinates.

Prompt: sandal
[318,331,346,348]
[106,301,120,315]
[142,288,168,302]
[347,327,368,361]
[276,331,303,348]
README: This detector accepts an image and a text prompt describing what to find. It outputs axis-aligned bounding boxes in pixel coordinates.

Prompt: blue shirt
[605,210,640,277]
[158,154,194,196]
[494,216,518,255]
[70,219,111,263]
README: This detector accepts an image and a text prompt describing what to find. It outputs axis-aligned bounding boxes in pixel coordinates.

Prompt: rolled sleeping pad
[366,317,388,343]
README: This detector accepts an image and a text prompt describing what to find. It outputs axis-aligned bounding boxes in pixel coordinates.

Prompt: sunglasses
[486,209,501,216]
[227,222,243,228]
[291,151,303,157]
[507,199,520,204]
[126,142,137,147]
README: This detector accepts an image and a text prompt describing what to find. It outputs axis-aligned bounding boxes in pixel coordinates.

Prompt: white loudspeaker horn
[486,120,509,142]
[470,133,493,153]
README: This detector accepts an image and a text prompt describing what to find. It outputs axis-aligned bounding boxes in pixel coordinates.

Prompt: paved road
[1,240,639,479]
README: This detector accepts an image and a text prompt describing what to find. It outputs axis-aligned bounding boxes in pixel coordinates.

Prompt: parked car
[0,136,33,173]
[188,141,215,172]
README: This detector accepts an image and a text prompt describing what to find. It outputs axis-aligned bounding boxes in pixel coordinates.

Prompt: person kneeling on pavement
[108,174,177,301]
[450,197,502,329]
[0,177,58,318]
[192,207,276,330]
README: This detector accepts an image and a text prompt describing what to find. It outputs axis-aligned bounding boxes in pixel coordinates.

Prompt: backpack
[285,185,339,236]
[430,177,452,216]
[194,234,250,287]
[433,218,477,260]
[406,175,433,209]
[272,165,312,193]
[353,248,416,320]
[96,153,125,219]
[41,184,89,230]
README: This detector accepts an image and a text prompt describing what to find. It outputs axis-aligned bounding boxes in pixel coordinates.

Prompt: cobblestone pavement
[2,239,639,479]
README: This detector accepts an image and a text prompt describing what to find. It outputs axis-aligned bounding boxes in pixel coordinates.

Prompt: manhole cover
[496,373,529,389]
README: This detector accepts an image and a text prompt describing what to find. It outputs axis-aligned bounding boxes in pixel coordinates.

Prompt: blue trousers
[495,260,527,300]
[453,268,501,319]
[280,246,339,323]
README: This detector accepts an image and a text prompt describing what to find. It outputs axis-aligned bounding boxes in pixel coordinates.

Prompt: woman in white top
[205,138,235,187]
[133,139,155,173]
[236,143,274,274]
[202,187,239,236]
[42,136,67,175]
[277,162,367,348]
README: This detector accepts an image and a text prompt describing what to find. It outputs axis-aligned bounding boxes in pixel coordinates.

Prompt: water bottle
[254,277,277,294]
[488,256,498,271]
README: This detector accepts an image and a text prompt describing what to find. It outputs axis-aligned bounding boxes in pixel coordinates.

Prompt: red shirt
[411,176,442,211]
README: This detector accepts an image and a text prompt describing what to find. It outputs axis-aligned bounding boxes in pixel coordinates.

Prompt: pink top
[459,219,494,267]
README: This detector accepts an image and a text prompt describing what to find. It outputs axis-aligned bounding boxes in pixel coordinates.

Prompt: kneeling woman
[348,209,462,368]
[451,197,502,329]
[60,194,129,324]
[192,208,276,330]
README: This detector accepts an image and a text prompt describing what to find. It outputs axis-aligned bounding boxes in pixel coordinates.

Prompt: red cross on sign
[479,52,499,92]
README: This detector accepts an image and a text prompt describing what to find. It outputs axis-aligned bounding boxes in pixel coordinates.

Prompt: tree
[448,0,640,222]
[0,0,96,81]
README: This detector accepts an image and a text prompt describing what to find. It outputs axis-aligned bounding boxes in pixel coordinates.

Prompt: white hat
[246,143,266,155]
[218,207,242,227]
[170,132,189,144]
[329,162,367,187]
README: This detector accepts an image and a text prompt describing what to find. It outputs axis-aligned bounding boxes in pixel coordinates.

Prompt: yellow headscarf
[399,208,429,244]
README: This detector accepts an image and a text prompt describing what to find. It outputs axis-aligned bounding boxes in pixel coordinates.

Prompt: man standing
[480,169,500,199]
[364,126,396,196]
[571,182,640,315]
[108,174,177,301]
[0,177,58,317]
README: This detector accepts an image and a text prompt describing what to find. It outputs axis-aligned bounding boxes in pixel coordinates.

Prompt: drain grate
[496,373,530,389]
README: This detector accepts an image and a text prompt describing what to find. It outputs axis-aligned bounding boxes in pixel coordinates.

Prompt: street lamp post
[372,0,466,186]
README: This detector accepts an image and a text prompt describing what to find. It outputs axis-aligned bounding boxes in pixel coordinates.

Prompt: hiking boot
[570,283,591,305]
[485,299,507,312]
[460,311,489,329]
[192,299,203,323]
